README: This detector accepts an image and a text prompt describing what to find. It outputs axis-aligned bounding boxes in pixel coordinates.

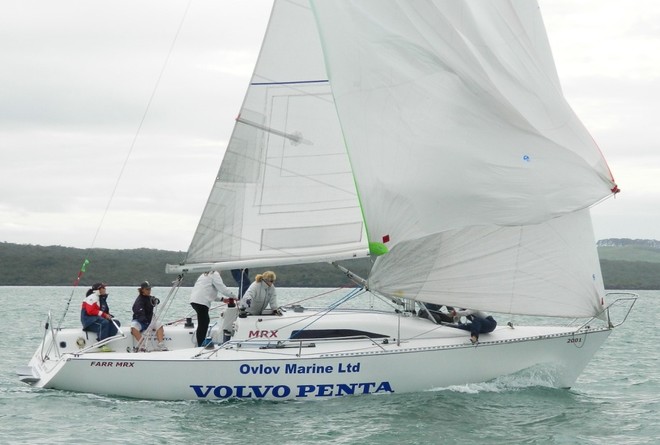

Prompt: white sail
[310,0,616,317]
[180,1,616,316]
[311,0,615,247]
[369,209,605,318]
[181,0,369,271]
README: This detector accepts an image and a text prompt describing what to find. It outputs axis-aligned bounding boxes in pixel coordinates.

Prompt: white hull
[19,308,612,400]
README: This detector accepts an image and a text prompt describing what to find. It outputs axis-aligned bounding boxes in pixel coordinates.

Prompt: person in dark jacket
[451,308,497,344]
[130,281,167,351]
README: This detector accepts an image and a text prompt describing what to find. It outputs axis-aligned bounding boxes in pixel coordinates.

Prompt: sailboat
[19,0,637,401]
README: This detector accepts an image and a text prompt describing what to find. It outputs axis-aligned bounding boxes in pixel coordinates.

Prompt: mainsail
[174,0,617,318]
[177,0,369,272]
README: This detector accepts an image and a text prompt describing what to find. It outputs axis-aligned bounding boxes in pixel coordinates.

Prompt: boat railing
[576,293,637,331]
[73,332,126,355]
[603,293,638,328]
[38,313,127,359]
[73,318,127,354]
[39,311,59,361]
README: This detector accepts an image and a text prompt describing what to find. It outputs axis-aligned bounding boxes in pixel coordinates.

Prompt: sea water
[1,286,658,445]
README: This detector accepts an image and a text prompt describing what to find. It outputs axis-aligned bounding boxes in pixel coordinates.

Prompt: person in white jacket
[239,271,280,316]
[189,271,236,347]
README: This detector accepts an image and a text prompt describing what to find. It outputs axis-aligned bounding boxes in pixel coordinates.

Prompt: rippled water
[1,287,657,444]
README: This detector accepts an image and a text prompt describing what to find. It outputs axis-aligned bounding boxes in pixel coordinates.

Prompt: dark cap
[138,281,151,290]
[91,282,106,291]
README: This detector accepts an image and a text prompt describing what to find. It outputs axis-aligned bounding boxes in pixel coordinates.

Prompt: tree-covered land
[0,242,371,288]
[1,239,659,289]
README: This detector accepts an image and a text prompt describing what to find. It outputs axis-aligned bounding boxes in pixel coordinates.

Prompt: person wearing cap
[80,282,118,342]
[130,281,167,351]
[189,271,237,347]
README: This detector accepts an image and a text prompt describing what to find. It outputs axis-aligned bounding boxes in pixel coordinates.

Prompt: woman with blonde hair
[239,271,280,315]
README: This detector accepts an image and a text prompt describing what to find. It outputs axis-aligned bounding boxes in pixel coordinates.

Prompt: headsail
[368,209,605,318]
[310,0,616,317]
[311,0,616,248]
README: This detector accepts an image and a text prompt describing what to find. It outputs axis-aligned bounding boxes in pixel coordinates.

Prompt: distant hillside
[597,238,660,289]
[1,239,659,289]
[597,238,660,263]
[0,242,187,287]
[598,238,660,249]
[0,242,371,288]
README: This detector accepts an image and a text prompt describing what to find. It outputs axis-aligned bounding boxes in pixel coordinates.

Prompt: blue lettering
[375,381,394,393]
[296,384,316,398]
[212,386,233,398]
[239,364,281,375]
[250,385,273,398]
[272,385,290,398]
[190,385,214,398]
[316,384,334,397]
[336,383,356,396]
[356,382,376,394]
[234,385,253,398]
[190,381,394,399]
[338,362,360,373]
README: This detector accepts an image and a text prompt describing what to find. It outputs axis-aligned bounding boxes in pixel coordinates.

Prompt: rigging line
[154,275,185,329]
[287,287,365,337]
[59,1,193,327]
[266,288,364,336]
[286,286,352,307]
[88,0,193,249]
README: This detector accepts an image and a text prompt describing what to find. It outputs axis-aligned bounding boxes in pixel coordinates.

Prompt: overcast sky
[1,0,659,252]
